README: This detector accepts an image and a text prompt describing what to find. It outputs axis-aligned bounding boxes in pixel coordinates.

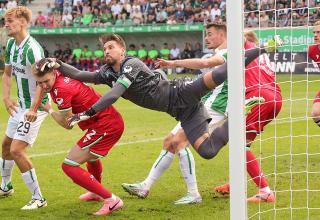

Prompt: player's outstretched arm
[156,55,225,70]
[68,83,126,126]
[58,61,98,83]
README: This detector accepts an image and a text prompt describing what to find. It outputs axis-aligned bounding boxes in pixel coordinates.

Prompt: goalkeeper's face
[35,71,56,93]
[103,40,125,66]
[313,25,320,45]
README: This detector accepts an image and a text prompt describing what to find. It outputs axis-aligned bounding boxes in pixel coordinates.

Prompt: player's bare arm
[41,100,73,130]
[156,55,225,69]
[2,64,18,116]
[24,86,45,122]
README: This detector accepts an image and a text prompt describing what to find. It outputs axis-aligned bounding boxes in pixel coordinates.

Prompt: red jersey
[308,44,320,64]
[50,70,120,130]
[244,41,281,93]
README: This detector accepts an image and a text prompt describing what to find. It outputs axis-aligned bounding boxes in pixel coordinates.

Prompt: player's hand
[36,58,60,72]
[3,98,18,116]
[67,112,91,127]
[24,109,37,122]
[40,100,52,113]
[155,58,175,68]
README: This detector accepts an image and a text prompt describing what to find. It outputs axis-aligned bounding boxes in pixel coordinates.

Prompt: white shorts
[5,108,48,146]
[171,108,227,135]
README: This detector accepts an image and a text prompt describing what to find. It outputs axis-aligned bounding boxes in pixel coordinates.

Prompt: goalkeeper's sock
[0,158,15,190]
[141,149,174,190]
[62,163,112,199]
[246,150,269,189]
[178,147,199,196]
[21,168,44,200]
[86,159,103,183]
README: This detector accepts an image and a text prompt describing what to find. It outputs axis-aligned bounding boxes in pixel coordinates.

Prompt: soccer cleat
[245,96,265,115]
[247,190,275,203]
[21,198,48,210]
[121,183,149,199]
[0,182,14,196]
[79,192,103,202]
[265,35,284,53]
[93,197,123,216]
[214,183,230,195]
[174,193,202,205]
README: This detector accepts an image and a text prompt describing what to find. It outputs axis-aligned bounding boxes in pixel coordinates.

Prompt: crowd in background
[48,41,204,73]
[1,0,320,28]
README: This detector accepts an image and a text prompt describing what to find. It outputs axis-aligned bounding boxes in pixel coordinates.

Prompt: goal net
[228,0,320,219]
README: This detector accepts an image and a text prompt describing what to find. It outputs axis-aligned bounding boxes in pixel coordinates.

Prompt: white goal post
[227,0,247,219]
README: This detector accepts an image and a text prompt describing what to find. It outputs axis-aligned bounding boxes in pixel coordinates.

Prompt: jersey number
[17,121,31,134]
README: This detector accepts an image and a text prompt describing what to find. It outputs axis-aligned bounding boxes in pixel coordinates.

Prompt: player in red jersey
[215,31,282,203]
[309,21,320,125]
[31,63,124,216]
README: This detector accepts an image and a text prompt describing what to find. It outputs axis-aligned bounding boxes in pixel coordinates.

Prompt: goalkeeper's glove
[67,108,96,127]
[36,58,61,72]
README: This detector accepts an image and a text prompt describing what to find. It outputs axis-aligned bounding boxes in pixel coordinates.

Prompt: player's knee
[211,63,227,86]
[9,145,24,158]
[197,139,218,160]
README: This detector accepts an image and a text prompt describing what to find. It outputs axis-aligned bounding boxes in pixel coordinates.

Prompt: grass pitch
[0,74,320,219]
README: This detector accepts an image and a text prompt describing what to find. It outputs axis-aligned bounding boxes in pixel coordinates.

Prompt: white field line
[30,137,163,158]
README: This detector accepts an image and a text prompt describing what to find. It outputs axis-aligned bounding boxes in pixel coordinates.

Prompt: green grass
[0,74,320,219]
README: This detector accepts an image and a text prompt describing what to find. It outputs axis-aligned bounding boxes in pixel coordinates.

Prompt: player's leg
[172,130,202,205]
[311,90,320,126]
[0,112,19,196]
[64,125,123,216]
[8,110,47,209]
[79,158,104,202]
[0,135,14,196]
[122,127,176,198]
[245,90,282,203]
[62,146,122,215]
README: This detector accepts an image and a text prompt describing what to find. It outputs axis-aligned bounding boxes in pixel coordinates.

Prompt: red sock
[62,163,112,199]
[86,160,103,183]
[246,150,268,189]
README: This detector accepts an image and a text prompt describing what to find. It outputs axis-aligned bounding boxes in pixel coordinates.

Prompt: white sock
[0,158,15,190]
[261,186,271,193]
[21,168,43,200]
[141,150,174,190]
[178,147,199,196]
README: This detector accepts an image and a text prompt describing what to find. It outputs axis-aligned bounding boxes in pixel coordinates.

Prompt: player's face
[4,15,26,37]
[103,40,125,66]
[313,25,320,45]
[205,27,224,49]
[35,71,56,93]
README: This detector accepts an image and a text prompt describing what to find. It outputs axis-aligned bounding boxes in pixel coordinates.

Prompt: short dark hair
[206,21,227,33]
[99,33,126,49]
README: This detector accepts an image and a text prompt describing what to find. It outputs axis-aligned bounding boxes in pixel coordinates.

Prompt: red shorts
[313,90,320,103]
[246,89,282,141]
[77,116,124,157]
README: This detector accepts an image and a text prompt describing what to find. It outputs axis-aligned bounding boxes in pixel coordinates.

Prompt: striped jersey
[4,35,48,109]
[201,48,228,114]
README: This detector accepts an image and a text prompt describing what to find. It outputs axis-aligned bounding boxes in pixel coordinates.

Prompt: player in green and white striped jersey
[121,22,228,204]
[0,6,48,210]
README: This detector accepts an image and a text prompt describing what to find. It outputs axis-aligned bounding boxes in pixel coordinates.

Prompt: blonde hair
[5,6,32,24]
[244,31,259,46]
[315,21,320,26]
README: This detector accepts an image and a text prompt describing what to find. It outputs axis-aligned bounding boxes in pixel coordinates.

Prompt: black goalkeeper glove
[67,108,96,127]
